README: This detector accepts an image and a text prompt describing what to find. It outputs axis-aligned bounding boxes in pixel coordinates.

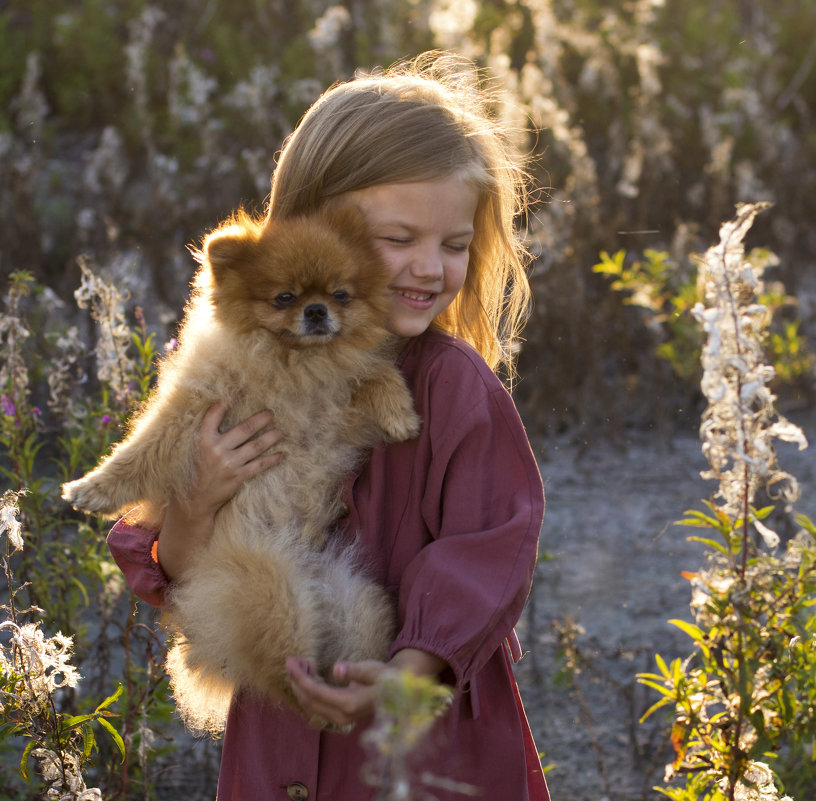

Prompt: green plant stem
[740,461,751,581]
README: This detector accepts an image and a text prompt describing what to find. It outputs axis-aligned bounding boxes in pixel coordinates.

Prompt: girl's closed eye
[380,236,412,245]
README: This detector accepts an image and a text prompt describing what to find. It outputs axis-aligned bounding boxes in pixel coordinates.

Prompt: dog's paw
[381,407,422,442]
[61,478,118,515]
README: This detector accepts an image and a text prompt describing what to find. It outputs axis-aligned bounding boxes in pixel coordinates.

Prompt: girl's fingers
[199,404,281,467]
[187,405,282,511]
[286,658,380,726]
[233,426,283,468]
[332,660,387,686]
[200,400,228,432]
[219,409,277,450]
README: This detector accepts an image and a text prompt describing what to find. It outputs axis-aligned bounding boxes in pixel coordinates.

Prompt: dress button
[286,782,309,801]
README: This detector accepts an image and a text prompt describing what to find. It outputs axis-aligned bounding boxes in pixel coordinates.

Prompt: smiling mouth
[396,289,434,302]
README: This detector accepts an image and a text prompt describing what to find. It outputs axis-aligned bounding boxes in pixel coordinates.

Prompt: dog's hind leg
[168,528,323,716]
[61,392,204,517]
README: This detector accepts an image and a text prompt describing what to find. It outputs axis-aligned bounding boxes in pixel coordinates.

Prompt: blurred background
[2,0,814,436]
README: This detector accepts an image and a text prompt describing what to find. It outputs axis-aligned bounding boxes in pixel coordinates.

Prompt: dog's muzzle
[303,304,332,336]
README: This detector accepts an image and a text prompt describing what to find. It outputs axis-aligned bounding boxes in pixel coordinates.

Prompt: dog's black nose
[304,304,328,322]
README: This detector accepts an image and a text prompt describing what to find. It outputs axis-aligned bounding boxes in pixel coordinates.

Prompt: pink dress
[108,329,550,801]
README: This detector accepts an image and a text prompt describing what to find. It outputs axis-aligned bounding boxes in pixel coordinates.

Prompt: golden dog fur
[62,206,421,733]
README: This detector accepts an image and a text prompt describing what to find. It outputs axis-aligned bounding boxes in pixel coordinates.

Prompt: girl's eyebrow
[375,219,475,238]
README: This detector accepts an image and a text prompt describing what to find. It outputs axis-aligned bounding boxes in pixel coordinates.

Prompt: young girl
[107,51,550,801]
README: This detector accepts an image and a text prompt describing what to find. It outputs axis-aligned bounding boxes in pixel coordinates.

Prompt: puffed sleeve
[389,346,544,690]
[107,511,171,608]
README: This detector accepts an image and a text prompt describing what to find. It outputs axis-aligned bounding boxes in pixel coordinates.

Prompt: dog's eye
[274,293,296,307]
[332,290,350,304]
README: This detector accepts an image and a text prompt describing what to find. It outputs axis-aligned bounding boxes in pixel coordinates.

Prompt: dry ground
[516,411,816,801]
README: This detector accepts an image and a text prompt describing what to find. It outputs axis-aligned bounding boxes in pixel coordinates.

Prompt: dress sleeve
[389,356,544,690]
[107,511,171,608]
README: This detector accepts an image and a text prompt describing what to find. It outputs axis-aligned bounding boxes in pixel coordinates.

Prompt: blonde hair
[268,51,531,377]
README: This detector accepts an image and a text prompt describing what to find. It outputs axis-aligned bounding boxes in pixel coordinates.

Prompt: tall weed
[0,268,205,799]
[639,204,816,800]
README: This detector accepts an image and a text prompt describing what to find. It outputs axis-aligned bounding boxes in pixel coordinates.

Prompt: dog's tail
[165,633,234,736]
[309,537,397,672]
[163,523,396,734]
[164,528,323,733]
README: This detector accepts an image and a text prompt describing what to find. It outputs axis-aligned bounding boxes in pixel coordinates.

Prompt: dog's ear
[319,205,371,250]
[204,212,263,282]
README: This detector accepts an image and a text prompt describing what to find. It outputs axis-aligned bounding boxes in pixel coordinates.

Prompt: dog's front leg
[350,365,422,444]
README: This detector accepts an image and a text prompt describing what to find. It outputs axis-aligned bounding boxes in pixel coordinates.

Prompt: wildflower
[11,52,50,139]
[362,670,455,798]
[124,6,165,151]
[168,44,218,127]
[781,530,812,569]
[0,489,24,551]
[0,273,33,411]
[46,325,86,418]
[33,747,102,800]
[307,5,351,51]
[83,125,127,196]
[751,516,779,550]
[0,622,80,707]
[693,204,807,518]
[74,257,136,406]
[719,761,791,801]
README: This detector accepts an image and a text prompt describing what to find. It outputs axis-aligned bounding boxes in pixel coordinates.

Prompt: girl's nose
[410,246,444,280]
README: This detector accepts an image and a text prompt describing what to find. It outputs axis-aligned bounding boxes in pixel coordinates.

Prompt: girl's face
[345,176,479,338]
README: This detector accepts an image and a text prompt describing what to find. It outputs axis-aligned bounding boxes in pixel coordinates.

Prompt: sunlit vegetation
[1,1,815,798]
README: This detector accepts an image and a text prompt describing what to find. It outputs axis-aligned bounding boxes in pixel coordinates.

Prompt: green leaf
[677,511,719,528]
[71,575,90,607]
[0,721,22,744]
[592,249,626,276]
[95,682,124,713]
[655,652,671,679]
[62,713,96,730]
[82,723,95,761]
[752,505,775,520]
[686,536,729,555]
[637,677,676,698]
[670,618,705,642]
[640,695,672,723]
[19,739,37,780]
[96,716,125,762]
[795,514,815,537]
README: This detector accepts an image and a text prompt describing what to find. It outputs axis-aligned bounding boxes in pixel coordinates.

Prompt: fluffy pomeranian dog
[62,205,421,733]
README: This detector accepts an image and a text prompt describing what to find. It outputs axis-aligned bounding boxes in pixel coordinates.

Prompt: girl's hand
[286,658,384,728]
[157,402,283,581]
[285,649,448,729]
[185,402,283,517]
